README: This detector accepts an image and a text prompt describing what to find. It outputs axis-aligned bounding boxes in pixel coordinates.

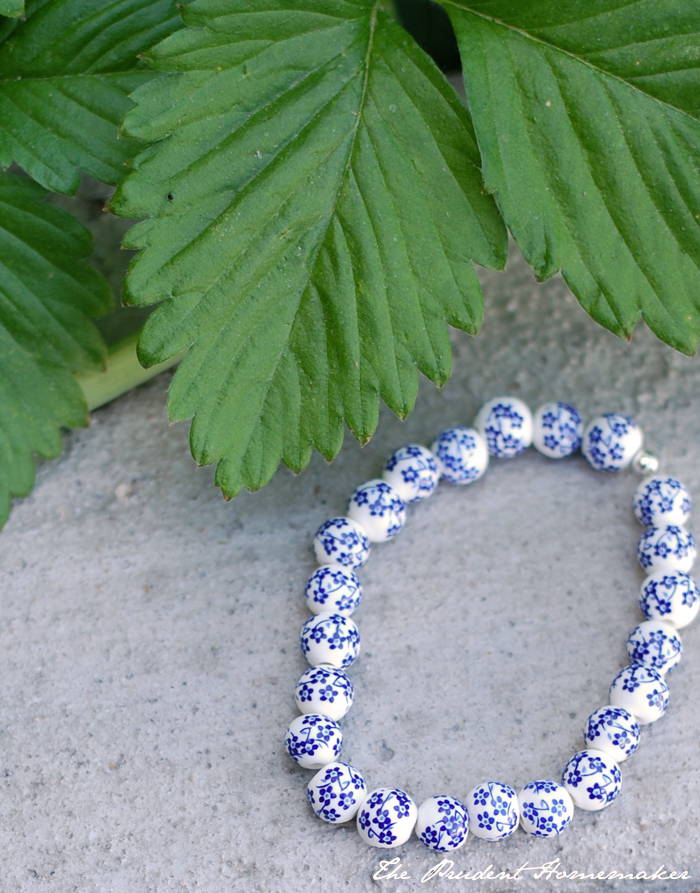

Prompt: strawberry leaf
[112,0,507,497]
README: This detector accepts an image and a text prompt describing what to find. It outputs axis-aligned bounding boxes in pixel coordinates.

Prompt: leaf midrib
[0,70,145,83]
[439,0,700,126]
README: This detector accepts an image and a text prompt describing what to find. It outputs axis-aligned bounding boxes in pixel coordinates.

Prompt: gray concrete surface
[1,249,700,893]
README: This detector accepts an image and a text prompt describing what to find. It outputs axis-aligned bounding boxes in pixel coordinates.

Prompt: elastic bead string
[284,398,698,850]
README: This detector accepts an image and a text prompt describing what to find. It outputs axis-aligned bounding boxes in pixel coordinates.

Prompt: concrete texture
[1,248,700,893]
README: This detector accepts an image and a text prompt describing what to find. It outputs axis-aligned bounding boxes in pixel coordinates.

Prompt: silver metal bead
[632,450,660,475]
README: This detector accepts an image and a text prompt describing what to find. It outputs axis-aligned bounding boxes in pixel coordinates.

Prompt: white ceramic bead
[583,706,640,762]
[640,571,700,629]
[474,397,533,458]
[294,666,354,721]
[518,781,574,837]
[532,402,583,458]
[305,565,362,616]
[561,749,621,811]
[347,480,406,543]
[609,665,669,724]
[581,414,643,471]
[415,796,469,851]
[637,524,696,574]
[634,476,691,527]
[307,762,367,823]
[430,426,489,484]
[300,611,360,669]
[465,781,519,840]
[284,714,343,770]
[357,788,418,848]
[383,445,440,503]
[627,620,682,675]
[313,517,370,569]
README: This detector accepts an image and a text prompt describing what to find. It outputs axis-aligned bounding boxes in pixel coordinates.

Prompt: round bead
[284,714,343,770]
[294,666,354,721]
[305,565,362,616]
[627,620,682,675]
[518,781,574,837]
[465,781,519,840]
[532,402,583,459]
[313,517,370,569]
[581,414,643,472]
[415,796,469,851]
[430,426,489,484]
[640,571,700,629]
[347,480,406,543]
[609,665,669,725]
[300,611,361,669]
[383,445,440,503]
[474,397,533,458]
[307,762,367,823]
[634,476,691,527]
[357,787,418,848]
[583,706,640,762]
[561,749,621,811]
[637,524,696,574]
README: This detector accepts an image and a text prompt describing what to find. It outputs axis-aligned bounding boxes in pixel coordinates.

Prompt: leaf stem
[74,332,182,412]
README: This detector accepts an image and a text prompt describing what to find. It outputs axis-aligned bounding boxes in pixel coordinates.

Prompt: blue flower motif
[367,791,385,810]
[634,477,690,526]
[477,812,495,830]
[582,414,639,471]
[638,525,696,572]
[297,683,314,702]
[314,518,370,568]
[432,426,487,483]
[384,445,439,502]
[421,826,441,848]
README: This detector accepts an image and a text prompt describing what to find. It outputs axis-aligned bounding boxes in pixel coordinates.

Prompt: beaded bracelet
[284,398,699,850]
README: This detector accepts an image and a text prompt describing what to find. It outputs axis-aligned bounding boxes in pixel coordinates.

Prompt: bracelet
[284,398,698,850]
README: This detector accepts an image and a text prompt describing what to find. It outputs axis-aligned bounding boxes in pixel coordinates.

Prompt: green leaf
[0,0,183,193]
[0,172,112,525]
[442,0,700,354]
[0,0,24,19]
[112,0,507,498]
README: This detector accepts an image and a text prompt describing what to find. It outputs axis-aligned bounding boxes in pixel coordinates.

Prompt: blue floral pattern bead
[301,611,360,669]
[347,479,406,543]
[581,414,643,472]
[415,796,469,851]
[305,565,362,616]
[517,781,574,837]
[627,620,682,675]
[313,517,370,569]
[307,762,367,823]
[295,666,354,721]
[474,397,533,458]
[634,476,691,527]
[609,664,669,725]
[640,571,700,629]
[583,706,640,762]
[284,714,343,770]
[383,445,440,503]
[357,787,418,848]
[430,426,489,484]
[562,749,621,811]
[637,524,696,574]
[466,781,519,840]
[532,402,583,459]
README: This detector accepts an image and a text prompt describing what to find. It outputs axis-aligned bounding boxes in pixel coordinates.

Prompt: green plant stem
[74,332,182,412]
